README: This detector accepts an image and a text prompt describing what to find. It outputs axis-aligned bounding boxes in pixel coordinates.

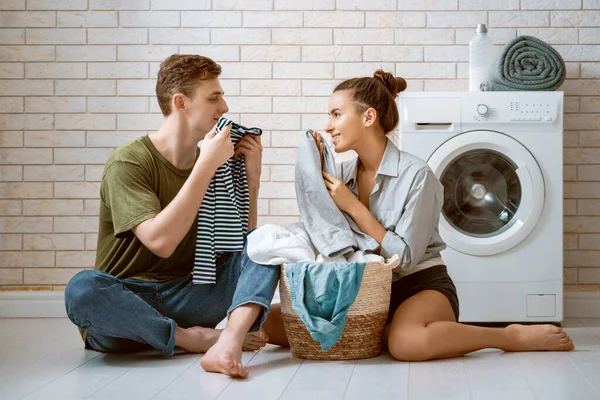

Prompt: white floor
[1,318,600,400]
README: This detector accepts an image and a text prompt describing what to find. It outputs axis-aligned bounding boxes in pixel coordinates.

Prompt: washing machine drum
[428,131,545,256]
[441,149,521,237]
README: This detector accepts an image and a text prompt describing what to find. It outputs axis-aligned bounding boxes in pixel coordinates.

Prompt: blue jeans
[64,247,280,356]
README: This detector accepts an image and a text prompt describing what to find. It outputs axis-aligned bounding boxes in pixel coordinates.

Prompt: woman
[261,70,574,361]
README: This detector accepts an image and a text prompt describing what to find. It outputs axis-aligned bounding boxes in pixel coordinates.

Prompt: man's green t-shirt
[95,135,199,281]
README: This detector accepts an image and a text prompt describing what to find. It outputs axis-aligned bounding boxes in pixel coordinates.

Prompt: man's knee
[388,327,433,362]
[64,270,113,317]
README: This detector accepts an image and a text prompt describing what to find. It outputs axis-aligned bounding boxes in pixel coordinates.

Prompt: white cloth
[346,250,384,264]
[248,223,385,266]
[316,254,346,263]
[247,223,316,265]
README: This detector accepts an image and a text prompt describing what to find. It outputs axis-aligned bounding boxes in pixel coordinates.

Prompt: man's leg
[226,248,280,332]
[161,252,275,354]
[161,253,241,329]
[65,270,177,356]
[200,246,280,378]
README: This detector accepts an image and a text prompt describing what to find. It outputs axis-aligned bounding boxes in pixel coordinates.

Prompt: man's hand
[199,124,234,171]
[133,124,233,259]
[235,135,263,187]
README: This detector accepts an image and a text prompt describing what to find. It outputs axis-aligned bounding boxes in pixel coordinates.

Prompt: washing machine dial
[476,103,490,117]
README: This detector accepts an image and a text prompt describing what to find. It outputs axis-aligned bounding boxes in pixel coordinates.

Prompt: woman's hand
[322,171,359,214]
[323,171,387,245]
[312,131,325,170]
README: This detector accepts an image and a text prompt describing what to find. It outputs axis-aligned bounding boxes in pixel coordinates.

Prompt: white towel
[248,223,386,266]
[247,224,316,265]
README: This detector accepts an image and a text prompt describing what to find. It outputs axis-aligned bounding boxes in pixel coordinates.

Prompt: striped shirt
[193,117,262,284]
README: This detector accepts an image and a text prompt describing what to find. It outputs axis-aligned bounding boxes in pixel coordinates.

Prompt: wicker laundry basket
[279,255,400,360]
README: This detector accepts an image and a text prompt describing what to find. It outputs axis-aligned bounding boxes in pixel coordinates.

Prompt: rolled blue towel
[481,35,565,92]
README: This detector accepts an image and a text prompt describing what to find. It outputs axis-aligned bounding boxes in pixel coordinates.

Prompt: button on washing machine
[476,104,490,117]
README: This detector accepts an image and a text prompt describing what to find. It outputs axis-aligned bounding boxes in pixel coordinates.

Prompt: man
[64,54,279,379]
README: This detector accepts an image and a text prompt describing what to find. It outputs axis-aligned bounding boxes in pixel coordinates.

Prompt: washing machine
[400,92,563,323]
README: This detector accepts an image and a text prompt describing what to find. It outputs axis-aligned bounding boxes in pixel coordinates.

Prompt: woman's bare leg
[387,290,575,362]
[261,303,290,347]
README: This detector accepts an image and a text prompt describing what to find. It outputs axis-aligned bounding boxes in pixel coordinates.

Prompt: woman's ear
[364,107,377,127]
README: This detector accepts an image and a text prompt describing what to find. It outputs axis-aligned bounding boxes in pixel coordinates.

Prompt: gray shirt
[337,139,446,279]
[295,130,378,259]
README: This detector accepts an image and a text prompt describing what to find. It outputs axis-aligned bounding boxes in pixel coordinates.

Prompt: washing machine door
[428,130,545,256]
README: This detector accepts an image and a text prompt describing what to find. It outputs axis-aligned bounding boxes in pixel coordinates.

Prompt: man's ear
[173,94,186,112]
[364,107,377,127]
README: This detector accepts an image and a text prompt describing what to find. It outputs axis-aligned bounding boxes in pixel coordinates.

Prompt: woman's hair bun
[373,69,407,98]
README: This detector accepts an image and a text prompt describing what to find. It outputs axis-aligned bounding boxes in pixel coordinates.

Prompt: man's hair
[155,54,222,116]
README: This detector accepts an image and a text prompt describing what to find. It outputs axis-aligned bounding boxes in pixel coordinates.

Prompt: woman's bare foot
[176,327,269,353]
[241,330,269,351]
[200,330,248,379]
[503,324,575,352]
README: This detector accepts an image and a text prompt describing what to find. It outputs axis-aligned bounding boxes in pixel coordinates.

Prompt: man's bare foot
[176,327,269,353]
[200,330,248,379]
[503,324,575,352]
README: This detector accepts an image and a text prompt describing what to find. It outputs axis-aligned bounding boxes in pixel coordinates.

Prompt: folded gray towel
[295,130,379,258]
[481,35,565,92]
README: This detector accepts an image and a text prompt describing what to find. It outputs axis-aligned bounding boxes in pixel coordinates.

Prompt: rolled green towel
[481,35,566,91]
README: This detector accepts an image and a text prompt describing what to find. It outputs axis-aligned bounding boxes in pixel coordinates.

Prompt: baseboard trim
[0,292,66,318]
[0,291,599,319]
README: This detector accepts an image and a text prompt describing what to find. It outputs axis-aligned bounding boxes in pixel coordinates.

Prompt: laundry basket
[279,255,400,360]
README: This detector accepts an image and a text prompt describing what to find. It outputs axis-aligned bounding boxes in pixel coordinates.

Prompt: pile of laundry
[247,131,387,351]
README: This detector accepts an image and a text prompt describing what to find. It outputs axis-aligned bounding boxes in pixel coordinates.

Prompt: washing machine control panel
[470,99,557,123]
[509,100,554,122]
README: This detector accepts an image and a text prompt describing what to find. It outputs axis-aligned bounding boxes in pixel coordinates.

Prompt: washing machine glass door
[428,130,545,256]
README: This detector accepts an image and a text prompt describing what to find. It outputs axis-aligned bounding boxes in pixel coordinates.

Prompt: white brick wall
[0,1,599,290]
